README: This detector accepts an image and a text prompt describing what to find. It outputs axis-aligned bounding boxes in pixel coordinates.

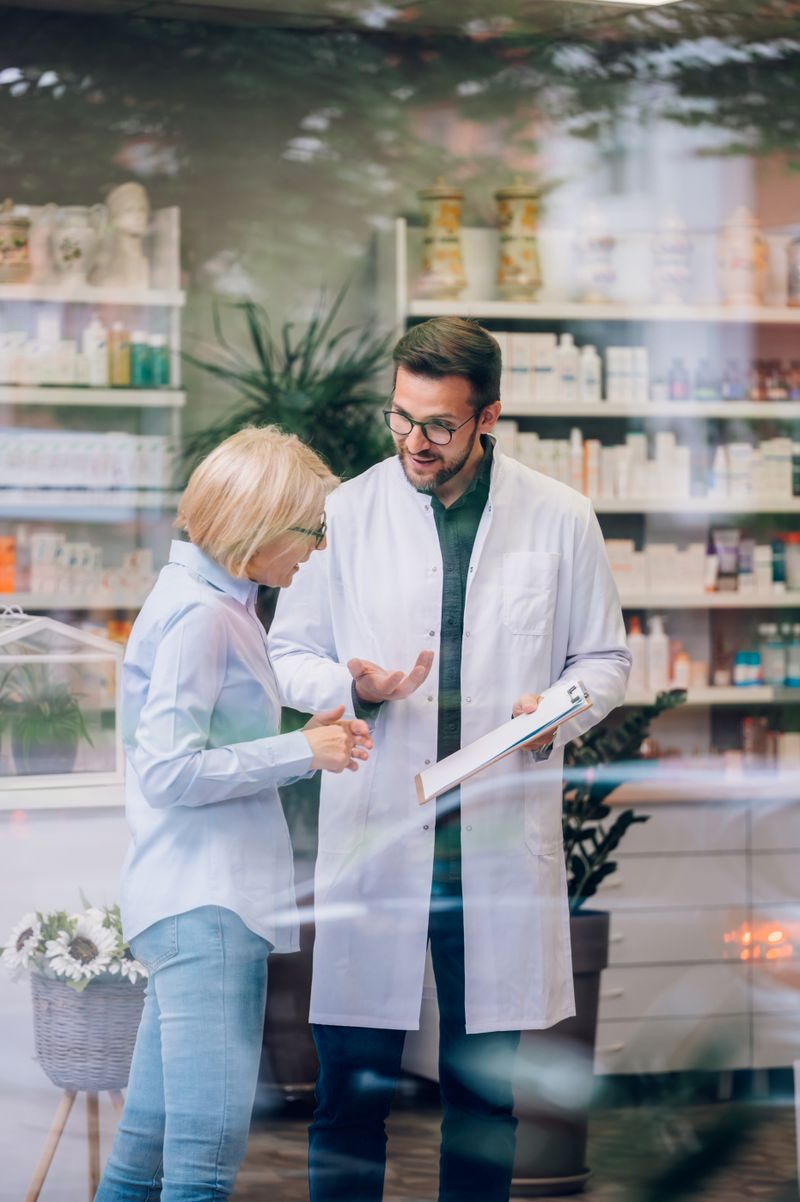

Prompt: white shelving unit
[624,687,800,707]
[0,385,185,408]
[619,592,800,610]
[594,498,800,514]
[0,591,148,610]
[408,299,800,324]
[0,489,181,510]
[0,284,185,306]
[501,400,800,420]
[0,205,185,804]
[391,212,800,1078]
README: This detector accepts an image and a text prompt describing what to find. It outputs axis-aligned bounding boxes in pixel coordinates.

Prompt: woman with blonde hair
[96,426,370,1202]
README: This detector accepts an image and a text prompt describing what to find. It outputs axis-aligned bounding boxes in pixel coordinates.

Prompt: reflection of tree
[3,2,798,294]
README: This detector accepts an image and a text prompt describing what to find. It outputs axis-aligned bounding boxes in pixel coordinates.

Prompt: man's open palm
[348,651,434,704]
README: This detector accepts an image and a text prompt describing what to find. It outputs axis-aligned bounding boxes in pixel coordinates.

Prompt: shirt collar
[168,540,258,608]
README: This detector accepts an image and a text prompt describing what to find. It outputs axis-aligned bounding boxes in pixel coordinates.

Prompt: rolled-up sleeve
[130,603,313,809]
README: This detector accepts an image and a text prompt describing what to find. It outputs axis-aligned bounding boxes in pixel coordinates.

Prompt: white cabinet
[608,909,742,966]
[595,1016,750,1075]
[595,854,747,911]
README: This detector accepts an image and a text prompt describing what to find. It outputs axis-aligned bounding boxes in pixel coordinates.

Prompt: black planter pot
[512,909,610,1197]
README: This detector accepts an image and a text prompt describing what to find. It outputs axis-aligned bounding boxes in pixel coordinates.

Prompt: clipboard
[415,679,592,805]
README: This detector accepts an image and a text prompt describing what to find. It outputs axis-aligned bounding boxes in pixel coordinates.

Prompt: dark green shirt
[426,438,493,884]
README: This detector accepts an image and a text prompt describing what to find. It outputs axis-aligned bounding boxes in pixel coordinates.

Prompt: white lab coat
[269,448,630,1034]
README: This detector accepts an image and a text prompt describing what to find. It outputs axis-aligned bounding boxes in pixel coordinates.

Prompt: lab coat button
[429,630,435,637]
[423,824,429,831]
[465,825,473,832]
[465,631,471,637]
[466,696,472,703]
[427,695,434,702]
[425,759,431,765]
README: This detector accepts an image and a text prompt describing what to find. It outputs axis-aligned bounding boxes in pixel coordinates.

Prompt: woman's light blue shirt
[119,539,313,951]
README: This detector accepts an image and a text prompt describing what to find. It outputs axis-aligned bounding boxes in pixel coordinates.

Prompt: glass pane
[0,658,117,778]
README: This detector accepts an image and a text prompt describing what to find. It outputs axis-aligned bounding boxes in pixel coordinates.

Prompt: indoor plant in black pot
[513,688,687,1197]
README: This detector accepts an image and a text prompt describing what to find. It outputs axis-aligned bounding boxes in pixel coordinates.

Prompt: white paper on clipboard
[414,679,592,805]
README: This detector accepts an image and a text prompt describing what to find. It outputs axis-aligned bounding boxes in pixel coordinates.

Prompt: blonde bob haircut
[176,425,339,577]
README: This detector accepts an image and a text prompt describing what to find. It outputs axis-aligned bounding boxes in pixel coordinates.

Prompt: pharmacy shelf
[594,498,800,515]
[0,782,124,811]
[500,401,800,420]
[0,385,185,408]
[619,593,800,610]
[0,489,180,521]
[624,687,800,706]
[408,299,800,325]
[0,284,185,306]
[0,592,147,611]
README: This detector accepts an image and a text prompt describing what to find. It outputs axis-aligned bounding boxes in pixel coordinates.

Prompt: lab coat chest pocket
[502,551,560,637]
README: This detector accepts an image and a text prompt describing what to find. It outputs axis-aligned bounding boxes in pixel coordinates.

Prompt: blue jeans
[309,881,520,1202]
[95,906,271,1202]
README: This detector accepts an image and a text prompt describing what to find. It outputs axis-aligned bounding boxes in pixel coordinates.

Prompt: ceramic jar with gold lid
[495,178,541,301]
[417,179,467,300]
[717,206,768,307]
[0,199,32,284]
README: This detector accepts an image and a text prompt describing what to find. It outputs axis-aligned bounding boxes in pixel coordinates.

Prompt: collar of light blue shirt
[168,540,259,609]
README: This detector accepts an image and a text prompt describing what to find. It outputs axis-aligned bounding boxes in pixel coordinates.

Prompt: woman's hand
[303,705,373,773]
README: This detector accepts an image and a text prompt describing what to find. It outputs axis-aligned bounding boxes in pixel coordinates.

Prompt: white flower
[118,955,148,985]
[1,912,41,976]
[45,913,116,983]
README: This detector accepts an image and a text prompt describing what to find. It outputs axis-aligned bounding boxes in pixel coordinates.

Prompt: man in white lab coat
[269,316,631,1202]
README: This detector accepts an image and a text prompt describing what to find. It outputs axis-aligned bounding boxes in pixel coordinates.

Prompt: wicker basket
[30,973,146,1092]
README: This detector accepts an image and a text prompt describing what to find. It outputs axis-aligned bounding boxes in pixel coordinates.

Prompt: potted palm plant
[513,688,687,1197]
[182,286,393,481]
[0,664,93,776]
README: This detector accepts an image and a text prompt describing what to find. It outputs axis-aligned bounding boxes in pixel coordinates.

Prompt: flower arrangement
[1,899,147,992]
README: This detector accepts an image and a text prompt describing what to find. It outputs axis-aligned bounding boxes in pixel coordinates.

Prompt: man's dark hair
[392,317,501,413]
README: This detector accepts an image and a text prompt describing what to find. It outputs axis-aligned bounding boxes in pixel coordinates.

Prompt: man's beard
[398,427,479,494]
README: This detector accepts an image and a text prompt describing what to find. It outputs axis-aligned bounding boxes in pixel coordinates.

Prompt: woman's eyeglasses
[289,514,327,548]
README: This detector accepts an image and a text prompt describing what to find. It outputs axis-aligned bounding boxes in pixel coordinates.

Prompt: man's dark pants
[308,879,521,1202]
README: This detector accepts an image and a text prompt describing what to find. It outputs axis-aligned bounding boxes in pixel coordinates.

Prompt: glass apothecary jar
[0,607,122,788]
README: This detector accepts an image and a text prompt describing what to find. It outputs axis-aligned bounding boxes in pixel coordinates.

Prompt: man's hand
[348,651,434,705]
[304,705,373,773]
[512,693,551,752]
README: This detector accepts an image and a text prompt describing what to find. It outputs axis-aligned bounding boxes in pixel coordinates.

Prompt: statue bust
[94,182,150,289]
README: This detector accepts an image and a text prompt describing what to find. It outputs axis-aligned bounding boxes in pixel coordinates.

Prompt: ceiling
[0,0,702,32]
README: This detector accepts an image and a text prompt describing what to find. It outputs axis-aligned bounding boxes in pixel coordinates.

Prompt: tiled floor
[233,1100,799,1202]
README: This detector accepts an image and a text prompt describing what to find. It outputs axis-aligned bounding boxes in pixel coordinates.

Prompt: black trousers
[308,879,520,1202]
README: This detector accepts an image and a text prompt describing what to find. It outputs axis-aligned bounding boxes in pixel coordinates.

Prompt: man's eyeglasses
[383,409,477,447]
[289,514,327,548]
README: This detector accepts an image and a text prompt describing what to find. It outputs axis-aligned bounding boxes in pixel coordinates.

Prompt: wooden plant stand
[24,1088,125,1202]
